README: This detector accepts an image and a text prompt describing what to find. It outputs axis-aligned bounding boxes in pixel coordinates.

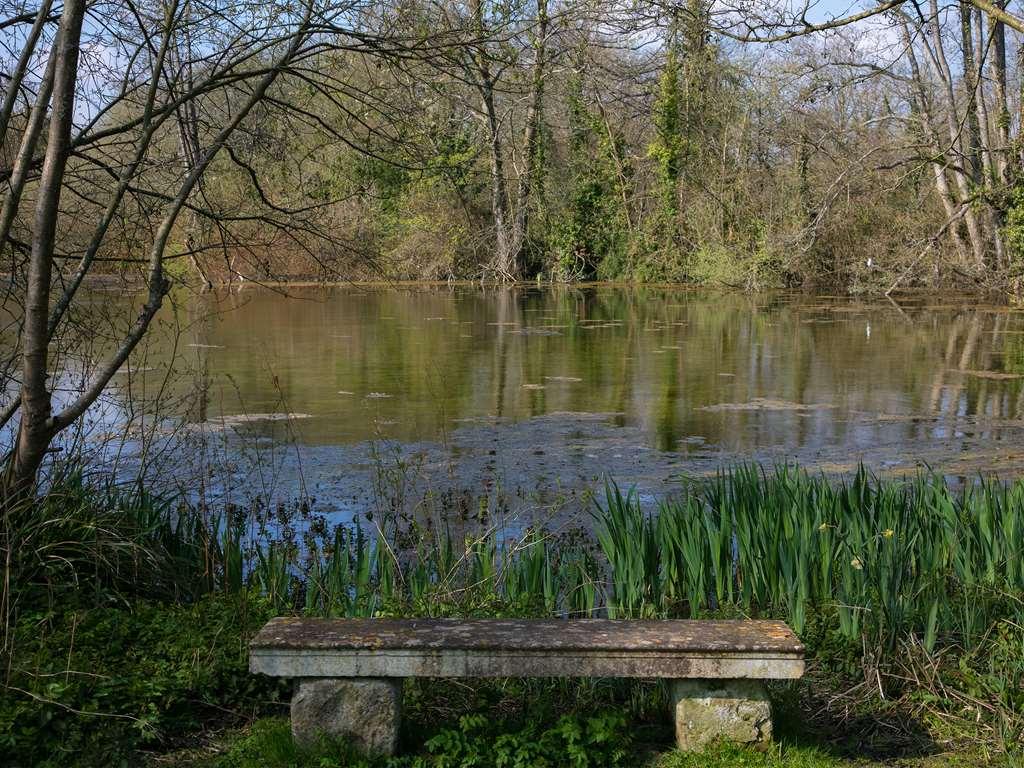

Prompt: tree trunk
[507,0,548,271]
[3,0,87,500]
[923,1,987,266]
[989,2,1012,184]
[902,21,969,262]
[960,2,985,185]
[972,9,995,180]
[469,0,514,280]
[970,6,1008,267]
[3,0,311,497]
[481,73,514,279]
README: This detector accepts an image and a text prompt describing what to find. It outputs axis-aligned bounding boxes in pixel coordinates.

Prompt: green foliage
[15,465,1024,661]
[553,72,633,281]
[210,717,993,767]
[1004,184,1024,271]
[349,154,411,212]
[0,594,281,768]
[594,465,1024,655]
[302,525,378,617]
[595,484,661,618]
[216,712,630,768]
[8,466,1024,765]
[648,48,684,222]
[216,717,385,768]
[685,237,782,289]
[1,467,226,612]
[423,125,480,197]
[73,0,956,290]
[422,711,630,768]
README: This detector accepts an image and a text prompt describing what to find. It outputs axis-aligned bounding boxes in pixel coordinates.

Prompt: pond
[22,284,1024,531]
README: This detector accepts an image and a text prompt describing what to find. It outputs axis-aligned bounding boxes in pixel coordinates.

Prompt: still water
[31,284,1024,525]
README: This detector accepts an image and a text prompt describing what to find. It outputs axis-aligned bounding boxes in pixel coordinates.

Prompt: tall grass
[6,463,1024,747]
[634,465,1024,654]
[9,463,1024,658]
[2,468,252,650]
[240,466,1024,664]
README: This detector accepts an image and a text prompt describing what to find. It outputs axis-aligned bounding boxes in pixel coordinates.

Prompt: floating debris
[544,376,583,383]
[511,327,561,336]
[521,383,546,390]
[202,412,313,428]
[337,391,355,395]
[869,412,935,423]
[957,370,1023,380]
[700,398,834,412]
[365,392,393,399]
[187,343,224,349]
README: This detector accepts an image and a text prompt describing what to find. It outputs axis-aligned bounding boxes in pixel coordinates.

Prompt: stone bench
[250,617,804,756]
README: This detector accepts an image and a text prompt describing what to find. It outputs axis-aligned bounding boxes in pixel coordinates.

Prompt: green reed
[645,465,1024,653]
[17,462,1023,662]
[239,463,1024,660]
[594,484,661,618]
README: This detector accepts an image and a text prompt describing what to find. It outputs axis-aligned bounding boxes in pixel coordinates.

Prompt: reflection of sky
[8,286,1024,527]
[0,363,153,473]
[9,285,1024,454]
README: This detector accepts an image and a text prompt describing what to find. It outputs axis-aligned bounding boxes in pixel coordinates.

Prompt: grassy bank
[2,465,1023,765]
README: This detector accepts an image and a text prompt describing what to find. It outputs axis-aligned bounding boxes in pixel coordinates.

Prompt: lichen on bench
[250,618,804,755]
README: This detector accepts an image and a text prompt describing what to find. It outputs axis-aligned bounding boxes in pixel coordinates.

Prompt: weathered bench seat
[250,618,804,755]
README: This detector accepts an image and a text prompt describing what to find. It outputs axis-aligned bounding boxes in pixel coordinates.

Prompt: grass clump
[214,717,379,768]
[651,743,844,768]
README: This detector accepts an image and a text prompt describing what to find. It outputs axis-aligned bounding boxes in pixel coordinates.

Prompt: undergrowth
[2,464,1024,765]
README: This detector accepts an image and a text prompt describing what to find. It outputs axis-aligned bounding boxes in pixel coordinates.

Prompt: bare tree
[0,0,477,497]
[458,0,553,280]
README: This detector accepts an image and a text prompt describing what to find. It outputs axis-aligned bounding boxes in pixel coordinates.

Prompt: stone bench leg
[670,678,772,751]
[291,677,402,756]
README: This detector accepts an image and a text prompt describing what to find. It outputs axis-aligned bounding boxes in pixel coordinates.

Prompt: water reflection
[7,285,1024,483]
[155,287,1024,454]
